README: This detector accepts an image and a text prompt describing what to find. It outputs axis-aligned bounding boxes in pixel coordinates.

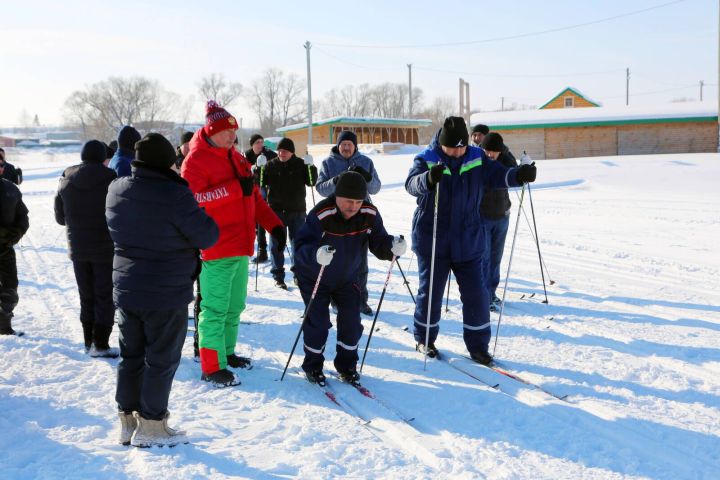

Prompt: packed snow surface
[1,148,718,479]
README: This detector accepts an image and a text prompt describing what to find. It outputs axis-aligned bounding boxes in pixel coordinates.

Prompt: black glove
[427,164,445,188]
[238,176,254,196]
[332,175,340,185]
[349,165,372,183]
[516,163,537,184]
[271,226,287,251]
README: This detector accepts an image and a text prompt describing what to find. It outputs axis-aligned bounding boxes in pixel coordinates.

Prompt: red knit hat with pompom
[204,100,238,135]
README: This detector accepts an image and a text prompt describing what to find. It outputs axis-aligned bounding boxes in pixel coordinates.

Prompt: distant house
[276,116,432,157]
[539,87,601,109]
[0,136,16,148]
[471,103,718,159]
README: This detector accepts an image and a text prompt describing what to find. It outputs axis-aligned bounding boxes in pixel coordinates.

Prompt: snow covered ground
[1,147,718,479]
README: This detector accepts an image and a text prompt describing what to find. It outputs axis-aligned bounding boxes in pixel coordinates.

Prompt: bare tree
[321,82,423,119]
[197,73,243,107]
[62,76,177,141]
[417,95,456,143]
[247,68,306,135]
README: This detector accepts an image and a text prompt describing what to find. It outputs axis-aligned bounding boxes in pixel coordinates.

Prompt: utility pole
[718,0,720,152]
[407,64,413,117]
[626,67,630,106]
[700,80,704,102]
[459,78,470,120]
[501,97,505,112]
[465,82,470,121]
[304,41,313,152]
[459,78,464,116]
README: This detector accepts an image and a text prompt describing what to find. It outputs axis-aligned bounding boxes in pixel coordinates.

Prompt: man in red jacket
[182,100,285,387]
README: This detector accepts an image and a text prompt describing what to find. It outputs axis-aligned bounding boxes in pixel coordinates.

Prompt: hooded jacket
[54,162,117,262]
[405,130,522,263]
[181,129,282,261]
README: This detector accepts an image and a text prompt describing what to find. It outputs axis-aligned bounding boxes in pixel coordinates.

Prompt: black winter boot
[201,369,241,388]
[81,322,94,353]
[251,249,268,264]
[90,324,119,358]
[0,312,22,336]
[226,354,252,369]
[416,342,440,358]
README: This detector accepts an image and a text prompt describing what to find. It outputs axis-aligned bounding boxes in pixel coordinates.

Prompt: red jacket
[181,128,281,261]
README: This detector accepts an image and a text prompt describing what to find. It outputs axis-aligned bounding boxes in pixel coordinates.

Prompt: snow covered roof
[539,86,601,109]
[471,102,717,130]
[276,116,432,133]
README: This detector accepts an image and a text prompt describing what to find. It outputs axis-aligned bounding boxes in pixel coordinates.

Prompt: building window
[564,96,574,108]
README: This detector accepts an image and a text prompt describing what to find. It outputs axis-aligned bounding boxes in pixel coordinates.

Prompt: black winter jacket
[261,155,318,214]
[0,179,29,249]
[54,162,117,262]
[105,164,219,310]
[480,146,518,219]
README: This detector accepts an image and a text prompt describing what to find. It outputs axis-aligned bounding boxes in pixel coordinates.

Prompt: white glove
[316,245,335,266]
[256,154,267,167]
[391,236,407,257]
[303,154,314,166]
[519,151,533,165]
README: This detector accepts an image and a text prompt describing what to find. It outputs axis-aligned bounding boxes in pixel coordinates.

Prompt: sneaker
[469,350,494,366]
[416,342,440,358]
[130,411,188,448]
[89,345,120,358]
[337,367,360,385]
[226,354,252,369]
[305,369,327,386]
[251,249,268,264]
[274,280,288,290]
[118,411,137,446]
[360,304,373,316]
[201,369,241,388]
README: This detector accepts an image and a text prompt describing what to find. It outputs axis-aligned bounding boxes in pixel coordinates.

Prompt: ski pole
[280,249,333,381]
[526,184,549,303]
[444,271,452,313]
[254,233,260,292]
[423,181,440,371]
[359,255,397,372]
[514,189,555,285]
[396,260,416,305]
[493,184,526,357]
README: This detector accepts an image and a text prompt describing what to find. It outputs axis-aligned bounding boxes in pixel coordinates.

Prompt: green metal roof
[276,116,432,133]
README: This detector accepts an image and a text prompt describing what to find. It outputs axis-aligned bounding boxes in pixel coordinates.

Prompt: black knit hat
[337,130,357,149]
[439,116,469,148]
[335,171,367,200]
[118,125,141,150]
[472,124,489,135]
[249,134,264,146]
[81,140,107,163]
[481,132,504,153]
[180,131,194,145]
[134,133,176,169]
[277,137,295,154]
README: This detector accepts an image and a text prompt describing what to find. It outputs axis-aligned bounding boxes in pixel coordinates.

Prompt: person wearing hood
[106,133,219,448]
[54,140,118,356]
[405,116,537,366]
[315,131,381,316]
[181,101,284,388]
[108,126,141,177]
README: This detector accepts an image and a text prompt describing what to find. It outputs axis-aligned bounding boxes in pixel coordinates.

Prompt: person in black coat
[55,140,118,355]
[0,148,22,185]
[480,132,519,311]
[244,134,278,263]
[106,133,219,448]
[0,175,29,336]
[260,137,317,289]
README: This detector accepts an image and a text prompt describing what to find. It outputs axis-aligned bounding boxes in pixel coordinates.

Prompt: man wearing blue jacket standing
[405,117,536,365]
[315,131,381,316]
[108,125,141,177]
[294,171,406,384]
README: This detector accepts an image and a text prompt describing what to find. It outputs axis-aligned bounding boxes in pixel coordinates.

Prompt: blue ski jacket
[405,131,522,263]
[315,147,381,199]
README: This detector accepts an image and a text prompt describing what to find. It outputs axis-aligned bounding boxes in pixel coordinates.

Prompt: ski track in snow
[0,150,718,479]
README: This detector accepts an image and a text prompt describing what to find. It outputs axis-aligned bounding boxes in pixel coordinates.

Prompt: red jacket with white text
[181,128,281,261]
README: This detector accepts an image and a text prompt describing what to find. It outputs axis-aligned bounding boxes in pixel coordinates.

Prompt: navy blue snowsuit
[293,196,394,373]
[405,132,522,355]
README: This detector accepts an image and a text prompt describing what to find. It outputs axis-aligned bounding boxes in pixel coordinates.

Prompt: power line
[316,0,688,49]
[413,66,626,78]
[313,47,401,72]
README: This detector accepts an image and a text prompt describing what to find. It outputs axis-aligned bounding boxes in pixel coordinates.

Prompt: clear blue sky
[1,0,716,128]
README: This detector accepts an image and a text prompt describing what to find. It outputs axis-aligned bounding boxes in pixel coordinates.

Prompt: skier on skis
[293,171,406,384]
[479,132,519,312]
[181,100,285,387]
[405,116,536,365]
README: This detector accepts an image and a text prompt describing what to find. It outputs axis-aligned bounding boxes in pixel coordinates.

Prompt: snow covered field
[1,148,718,479]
